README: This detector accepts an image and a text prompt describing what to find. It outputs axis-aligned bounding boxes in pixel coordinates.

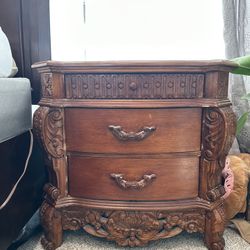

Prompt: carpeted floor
[18,228,250,250]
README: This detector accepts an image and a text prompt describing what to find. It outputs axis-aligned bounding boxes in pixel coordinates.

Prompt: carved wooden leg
[204,204,225,250]
[40,201,63,250]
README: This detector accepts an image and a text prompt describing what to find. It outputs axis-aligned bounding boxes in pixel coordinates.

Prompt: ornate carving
[36,62,235,250]
[219,107,237,159]
[33,107,46,149]
[65,73,204,99]
[108,125,156,141]
[43,183,60,205]
[59,208,205,247]
[129,81,138,91]
[34,109,67,196]
[40,201,62,250]
[206,185,225,202]
[202,109,225,161]
[42,73,53,97]
[46,109,64,158]
[202,107,236,163]
[201,108,233,247]
[200,107,236,200]
[33,107,65,158]
[217,72,229,98]
[110,173,156,189]
[204,204,226,250]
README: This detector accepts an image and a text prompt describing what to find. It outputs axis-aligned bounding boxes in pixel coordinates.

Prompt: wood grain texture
[68,156,199,201]
[55,196,211,211]
[33,60,237,249]
[205,72,229,98]
[32,60,238,73]
[65,108,201,154]
[33,107,68,196]
[41,73,65,99]
[65,73,204,99]
[60,207,205,247]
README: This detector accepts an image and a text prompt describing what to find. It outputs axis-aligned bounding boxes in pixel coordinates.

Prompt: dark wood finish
[68,156,199,201]
[40,98,232,109]
[64,73,205,99]
[33,60,237,250]
[60,207,205,247]
[0,0,51,103]
[0,131,46,250]
[32,60,238,72]
[65,108,201,154]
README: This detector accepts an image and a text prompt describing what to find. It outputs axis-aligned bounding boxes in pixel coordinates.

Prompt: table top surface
[32,60,238,73]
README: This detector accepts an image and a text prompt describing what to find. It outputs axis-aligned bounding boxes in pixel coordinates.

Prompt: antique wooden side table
[33,60,237,250]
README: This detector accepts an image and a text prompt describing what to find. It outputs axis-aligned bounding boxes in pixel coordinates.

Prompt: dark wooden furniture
[0,0,51,103]
[33,60,237,250]
[0,131,46,250]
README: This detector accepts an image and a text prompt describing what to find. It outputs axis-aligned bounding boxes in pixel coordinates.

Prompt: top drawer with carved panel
[37,60,235,101]
[65,73,205,99]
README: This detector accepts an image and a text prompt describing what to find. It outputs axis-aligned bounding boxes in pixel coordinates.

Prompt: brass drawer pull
[110,173,156,189]
[108,125,156,141]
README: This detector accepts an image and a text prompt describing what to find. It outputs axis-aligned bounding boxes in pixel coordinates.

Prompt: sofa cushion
[0,27,13,78]
[9,58,18,77]
[0,78,32,143]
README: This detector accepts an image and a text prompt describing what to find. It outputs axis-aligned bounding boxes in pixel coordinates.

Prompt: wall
[0,0,51,103]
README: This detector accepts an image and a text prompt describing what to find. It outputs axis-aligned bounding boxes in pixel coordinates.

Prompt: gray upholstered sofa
[0,26,45,250]
[0,26,32,142]
[0,78,32,143]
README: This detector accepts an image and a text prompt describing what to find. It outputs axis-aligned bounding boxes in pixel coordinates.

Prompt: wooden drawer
[65,73,205,99]
[65,108,201,154]
[68,155,199,201]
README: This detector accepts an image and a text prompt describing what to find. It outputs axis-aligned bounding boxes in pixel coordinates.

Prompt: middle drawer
[65,108,201,154]
[68,155,199,201]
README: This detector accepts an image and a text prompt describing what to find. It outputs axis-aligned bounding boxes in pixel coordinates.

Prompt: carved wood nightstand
[33,60,237,250]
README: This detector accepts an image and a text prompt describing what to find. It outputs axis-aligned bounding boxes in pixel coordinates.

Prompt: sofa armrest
[0,78,31,143]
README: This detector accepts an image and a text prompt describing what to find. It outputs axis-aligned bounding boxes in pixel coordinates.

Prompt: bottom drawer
[68,155,199,201]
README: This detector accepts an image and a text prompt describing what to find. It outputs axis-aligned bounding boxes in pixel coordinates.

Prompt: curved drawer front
[65,108,201,154]
[68,155,199,201]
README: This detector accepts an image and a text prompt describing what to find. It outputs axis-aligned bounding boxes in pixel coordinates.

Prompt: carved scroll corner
[206,185,225,202]
[202,106,237,163]
[33,106,49,139]
[33,107,65,159]
[46,108,65,158]
[219,106,237,155]
[44,183,60,204]
[202,108,224,161]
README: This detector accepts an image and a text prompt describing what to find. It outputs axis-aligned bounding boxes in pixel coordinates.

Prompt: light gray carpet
[18,228,250,250]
